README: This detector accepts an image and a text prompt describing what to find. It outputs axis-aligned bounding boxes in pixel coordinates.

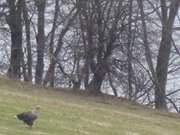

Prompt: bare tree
[43,5,78,87]
[137,0,180,110]
[155,0,180,110]
[78,0,128,94]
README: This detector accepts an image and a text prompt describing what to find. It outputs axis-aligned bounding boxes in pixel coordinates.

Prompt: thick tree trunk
[87,63,106,94]
[155,0,180,110]
[6,0,23,79]
[87,76,104,94]
[35,0,46,84]
[155,26,171,109]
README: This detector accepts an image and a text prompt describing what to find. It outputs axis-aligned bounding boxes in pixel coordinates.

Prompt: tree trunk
[6,0,23,79]
[155,27,171,109]
[87,63,106,94]
[155,0,180,110]
[43,0,59,87]
[35,0,46,84]
[127,0,133,100]
[43,59,56,87]
[22,0,32,81]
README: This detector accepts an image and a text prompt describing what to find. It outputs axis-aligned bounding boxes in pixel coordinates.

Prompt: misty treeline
[0,0,180,112]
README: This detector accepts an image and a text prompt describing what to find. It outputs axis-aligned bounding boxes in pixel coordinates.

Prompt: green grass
[0,77,180,135]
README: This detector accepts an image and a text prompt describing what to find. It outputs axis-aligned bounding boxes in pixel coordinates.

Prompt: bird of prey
[15,106,40,128]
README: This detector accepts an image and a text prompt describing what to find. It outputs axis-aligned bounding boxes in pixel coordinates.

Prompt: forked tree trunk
[155,0,180,110]
[138,0,180,110]
[43,0,59,87]
[43,7,78,87]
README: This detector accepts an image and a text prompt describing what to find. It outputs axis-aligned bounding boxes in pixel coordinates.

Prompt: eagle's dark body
[16,106,40,128]
[16,111,38,127]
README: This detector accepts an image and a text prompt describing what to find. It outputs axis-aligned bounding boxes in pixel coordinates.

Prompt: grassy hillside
[0,77,180,135]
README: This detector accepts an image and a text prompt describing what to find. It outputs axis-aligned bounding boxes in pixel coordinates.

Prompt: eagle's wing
[17,111,37,124]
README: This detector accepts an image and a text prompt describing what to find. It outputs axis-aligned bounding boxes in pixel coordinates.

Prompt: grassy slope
[0,78,180,135]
